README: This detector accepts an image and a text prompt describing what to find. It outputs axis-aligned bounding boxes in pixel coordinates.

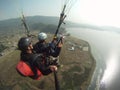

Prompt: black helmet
[18,37,31,51]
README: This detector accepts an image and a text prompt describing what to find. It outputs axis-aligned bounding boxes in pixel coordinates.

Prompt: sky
[0,0,120,28]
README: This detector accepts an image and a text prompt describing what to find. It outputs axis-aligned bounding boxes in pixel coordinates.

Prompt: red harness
[16,60,42,80]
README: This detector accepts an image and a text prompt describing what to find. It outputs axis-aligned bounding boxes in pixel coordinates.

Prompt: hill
[1,16,120,35]
[0,16,59,29]
[0,16,70,36]
[0,16,66,33]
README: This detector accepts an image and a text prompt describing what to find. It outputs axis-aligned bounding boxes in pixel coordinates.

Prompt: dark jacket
[20,51,52,79]
[33,41,61,57]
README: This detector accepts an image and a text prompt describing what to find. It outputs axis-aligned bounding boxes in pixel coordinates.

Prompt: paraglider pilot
[33,32,63,66]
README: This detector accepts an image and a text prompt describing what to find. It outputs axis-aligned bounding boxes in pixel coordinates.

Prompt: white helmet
[38,32,47,41]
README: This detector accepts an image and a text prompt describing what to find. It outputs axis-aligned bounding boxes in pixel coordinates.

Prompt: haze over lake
[67,27,120,90]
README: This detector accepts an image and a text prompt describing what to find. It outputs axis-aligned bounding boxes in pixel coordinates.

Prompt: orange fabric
[36,68,43,80]
[16,60,42,80]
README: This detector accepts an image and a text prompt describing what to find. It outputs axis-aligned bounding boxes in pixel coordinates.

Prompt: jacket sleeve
[34,55,52,75]
[49,43,62,57]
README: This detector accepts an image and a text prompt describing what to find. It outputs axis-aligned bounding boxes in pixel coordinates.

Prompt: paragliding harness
[16,60,42,80]
[20,11,35,37]
[50,0,78,89]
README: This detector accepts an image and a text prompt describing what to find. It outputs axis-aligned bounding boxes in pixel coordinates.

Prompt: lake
[67,28,120,90]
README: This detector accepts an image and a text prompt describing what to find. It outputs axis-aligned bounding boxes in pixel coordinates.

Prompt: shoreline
[59,35,96,90]
[81,42,96,89]
[75,36,96,90]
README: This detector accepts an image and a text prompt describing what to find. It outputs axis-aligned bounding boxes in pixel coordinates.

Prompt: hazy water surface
[67,28,120,90]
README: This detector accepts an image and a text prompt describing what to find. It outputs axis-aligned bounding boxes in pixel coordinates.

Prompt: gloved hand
[49,42,56,49]
[51,35,64,48]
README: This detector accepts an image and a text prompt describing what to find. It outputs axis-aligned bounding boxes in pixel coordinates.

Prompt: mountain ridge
[0,15,120,33]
